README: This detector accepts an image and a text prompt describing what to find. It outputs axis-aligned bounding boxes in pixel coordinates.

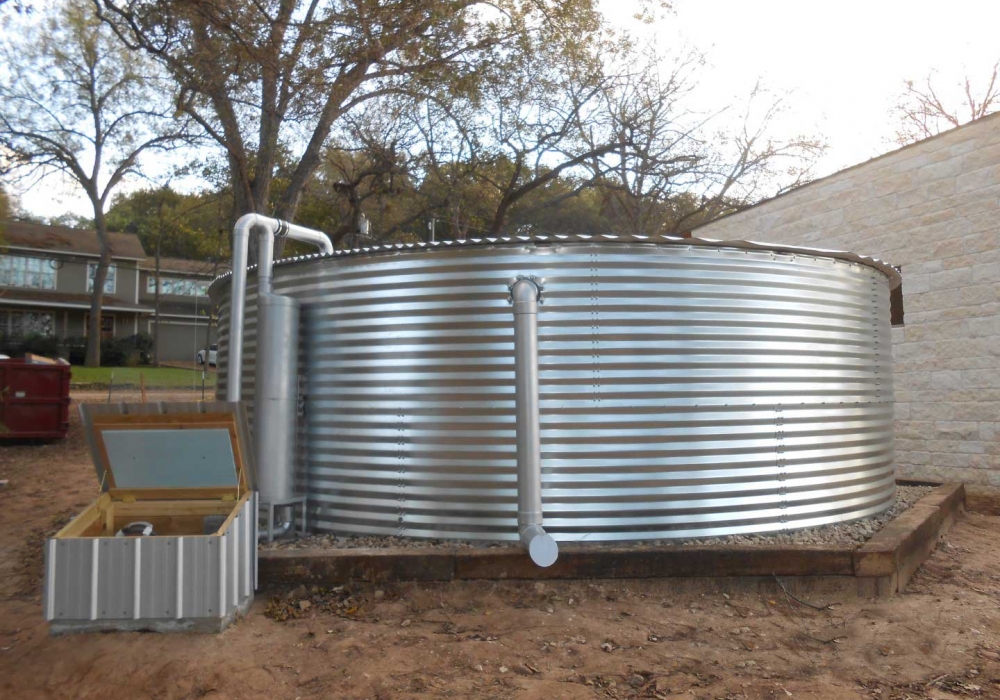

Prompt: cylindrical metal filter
[253,293,301,503]
[213,238,897,542]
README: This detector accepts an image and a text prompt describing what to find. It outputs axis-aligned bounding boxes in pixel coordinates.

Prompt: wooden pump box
[44,402,257,634]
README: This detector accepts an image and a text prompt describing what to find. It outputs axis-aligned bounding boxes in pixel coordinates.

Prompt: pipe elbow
[511,278,540,316]
[257,519,294,542]
[510,278,540,304]
[520,523,558,567]
[234,213,270,237]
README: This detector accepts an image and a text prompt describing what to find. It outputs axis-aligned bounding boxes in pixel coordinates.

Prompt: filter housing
[213,236,898,542]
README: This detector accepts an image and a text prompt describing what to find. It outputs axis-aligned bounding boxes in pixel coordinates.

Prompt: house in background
[0,220,150,342]
[0,220,220,362]
[138,256,220,362]
[697,112,1000,486]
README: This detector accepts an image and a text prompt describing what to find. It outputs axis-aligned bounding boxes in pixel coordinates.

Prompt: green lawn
[71,366,217,388]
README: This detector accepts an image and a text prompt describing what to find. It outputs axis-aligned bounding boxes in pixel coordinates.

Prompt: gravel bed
[260,485,934,552]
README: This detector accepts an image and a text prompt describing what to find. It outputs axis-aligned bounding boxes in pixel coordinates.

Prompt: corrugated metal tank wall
[215,241,895,541]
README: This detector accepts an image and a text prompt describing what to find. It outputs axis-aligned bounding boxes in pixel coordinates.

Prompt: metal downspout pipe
[510,277,559,567]
[227,214,333,541]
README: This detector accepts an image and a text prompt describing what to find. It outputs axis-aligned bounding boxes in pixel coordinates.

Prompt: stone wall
[697,113,1000,485]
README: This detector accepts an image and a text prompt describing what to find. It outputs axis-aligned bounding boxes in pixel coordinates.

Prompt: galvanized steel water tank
[212,236,898,542]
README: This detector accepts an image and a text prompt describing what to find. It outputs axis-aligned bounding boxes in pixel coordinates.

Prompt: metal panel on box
[45,402,257,634]
[101,429,239,489]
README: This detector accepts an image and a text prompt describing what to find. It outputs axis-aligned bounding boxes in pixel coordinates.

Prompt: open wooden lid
[79,401,255,500]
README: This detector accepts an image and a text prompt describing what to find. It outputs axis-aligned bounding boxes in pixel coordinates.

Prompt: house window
[1,310,55,338]
[146,275,209,297]
[84,313,115,340]
[87,263,116,294]
[0,255,57,289]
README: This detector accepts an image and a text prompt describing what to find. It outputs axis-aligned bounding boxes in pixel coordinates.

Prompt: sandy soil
[1,391,999,700]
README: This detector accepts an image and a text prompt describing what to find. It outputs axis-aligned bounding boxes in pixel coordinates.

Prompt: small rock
[629,674,644,688]
[286,585,308,600]
[600,642,614,653]
[401,619,412,628]
[373,590,385,600]
[499,666,508,673]
[298,600,311,611]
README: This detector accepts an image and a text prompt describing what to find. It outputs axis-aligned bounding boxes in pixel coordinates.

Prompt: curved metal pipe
[227,213,333,402]
[510,277,558,567]
[257,518,293,542]
[228,214,332,541]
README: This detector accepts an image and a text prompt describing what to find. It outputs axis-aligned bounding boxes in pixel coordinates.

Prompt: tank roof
[210,232,901,291]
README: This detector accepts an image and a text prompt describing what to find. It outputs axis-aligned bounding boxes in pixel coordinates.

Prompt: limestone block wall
[697,113,1000,485]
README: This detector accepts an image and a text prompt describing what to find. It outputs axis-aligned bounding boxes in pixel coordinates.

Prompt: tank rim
[208,232,902,294]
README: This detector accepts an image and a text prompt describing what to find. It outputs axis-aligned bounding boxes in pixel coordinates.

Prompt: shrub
[126,333,154,365]
[0,332,154,366]
[97,333,152,367]
[63,336,88,365]
[100,337,132,367]
[0,333,65,360]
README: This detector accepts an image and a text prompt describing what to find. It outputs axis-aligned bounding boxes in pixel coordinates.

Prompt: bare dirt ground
[2,391,999,700]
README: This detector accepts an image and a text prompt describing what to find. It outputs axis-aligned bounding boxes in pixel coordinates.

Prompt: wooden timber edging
[258,483,965,597]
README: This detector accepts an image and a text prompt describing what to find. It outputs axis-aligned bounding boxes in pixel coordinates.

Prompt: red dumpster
[0,358,71,439]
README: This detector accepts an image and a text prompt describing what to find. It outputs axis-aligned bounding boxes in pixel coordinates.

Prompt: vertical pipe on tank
[510,277,559,567]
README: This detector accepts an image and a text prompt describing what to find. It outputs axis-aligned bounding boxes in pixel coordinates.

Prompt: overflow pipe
[510,277,559,567]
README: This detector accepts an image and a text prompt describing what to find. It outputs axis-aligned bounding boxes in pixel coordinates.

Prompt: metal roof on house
[0,289,152,313]
[139,257,225,276]
[0,220,147,260]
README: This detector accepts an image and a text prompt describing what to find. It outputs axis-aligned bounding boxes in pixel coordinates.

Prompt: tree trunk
[84,208,111,367]
[153,231,162,367]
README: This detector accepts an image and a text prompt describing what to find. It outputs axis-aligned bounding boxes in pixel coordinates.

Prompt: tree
[0,185,10,221]
[95,0,604,254]
[0,184,10,241]
[405,18,630,238]
[474,30,629,236]
[0,0,191,365]
[106,184,228,364]
[891,59,1000,145]
[299,100,422,245]
[582,46,824,236]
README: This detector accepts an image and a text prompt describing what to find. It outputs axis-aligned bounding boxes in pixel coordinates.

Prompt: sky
[627,0,1000,174]
[12,0,1000,218]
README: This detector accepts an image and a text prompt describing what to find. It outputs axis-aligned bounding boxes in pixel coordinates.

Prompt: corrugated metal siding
[45,496,255,623]
[216,242,895,541]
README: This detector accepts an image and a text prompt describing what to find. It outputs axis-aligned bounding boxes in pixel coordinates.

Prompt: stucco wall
[697,113,1000,486]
